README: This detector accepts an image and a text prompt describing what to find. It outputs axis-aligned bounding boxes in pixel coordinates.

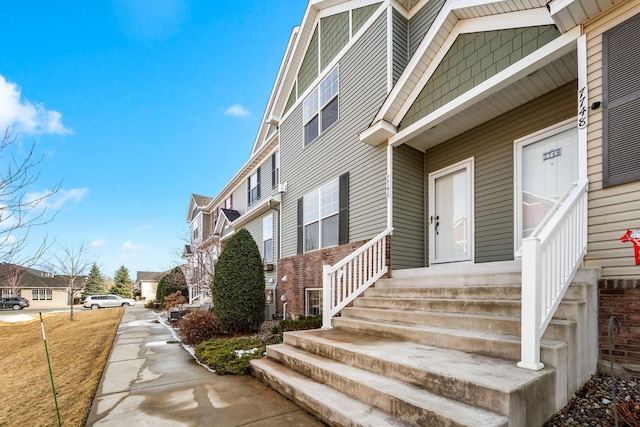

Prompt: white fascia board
[389,26,581,147]
[392,8,554,126]
[547,0,575,15]
[231,195,282,230]
[360,119,397,146]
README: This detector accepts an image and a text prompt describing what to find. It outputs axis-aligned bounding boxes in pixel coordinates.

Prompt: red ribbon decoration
[620,229,640,265]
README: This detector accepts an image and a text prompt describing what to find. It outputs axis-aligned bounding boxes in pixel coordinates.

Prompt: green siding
[392,8,408,86]
[392,144,425,269]
[421,82,576,263]
[352,3,381,36]
[408,0,446,60]
[321,12,349,70]
[400,25,561,130]
[280,15,389,258]
[284,82,297,115]
[298,27,319,95]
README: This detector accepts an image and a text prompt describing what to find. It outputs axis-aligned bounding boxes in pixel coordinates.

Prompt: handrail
[518,179,588,370]
[322,227,393,329]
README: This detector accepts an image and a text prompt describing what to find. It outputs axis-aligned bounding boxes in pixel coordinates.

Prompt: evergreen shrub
[212,228,265,333]
[194,337,265,375]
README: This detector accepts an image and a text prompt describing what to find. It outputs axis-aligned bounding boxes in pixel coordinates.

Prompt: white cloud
[122,240,145,251]
[89,240,106,248]
[26,188,88,210]
[0,75,72,135]
[224,104,250,117]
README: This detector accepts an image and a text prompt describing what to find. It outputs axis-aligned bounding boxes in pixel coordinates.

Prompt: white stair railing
[518,180,588,370]
[322,228,393,329]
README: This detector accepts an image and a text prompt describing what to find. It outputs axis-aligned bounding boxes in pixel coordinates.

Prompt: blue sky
[0,0,307,278]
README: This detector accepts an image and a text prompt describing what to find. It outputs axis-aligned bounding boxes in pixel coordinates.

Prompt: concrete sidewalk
[85,304,325,426]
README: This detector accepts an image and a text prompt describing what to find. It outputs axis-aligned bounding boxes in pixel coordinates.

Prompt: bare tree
[47,242,94,320]
[0,126,60,263]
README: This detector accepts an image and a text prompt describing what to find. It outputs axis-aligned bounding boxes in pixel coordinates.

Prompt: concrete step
[253,351,511,427]
[352,296,585,321]
[331,316,568,367]
[340,306,576,341]
[250,358,412,427]
[279,329,556,424]
[367,282,590,302]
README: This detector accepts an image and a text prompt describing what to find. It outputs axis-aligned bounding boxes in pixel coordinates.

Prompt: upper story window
[247,168,261,205]
[272,150,280,189]
[303,179,339,251]
[263,214,273,262]
[303,66,339,146]
[224,195,232,209]
[192,228,199,240]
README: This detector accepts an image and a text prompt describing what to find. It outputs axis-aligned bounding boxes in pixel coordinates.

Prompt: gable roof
[186,193,214,223]
[136,271,165,282]
[0,263,85,289]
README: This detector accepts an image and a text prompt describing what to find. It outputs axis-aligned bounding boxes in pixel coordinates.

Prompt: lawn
[0,308,122,427]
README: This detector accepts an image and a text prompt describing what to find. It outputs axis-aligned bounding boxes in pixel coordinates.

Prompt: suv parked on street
[0,297,30,310]
[84,295,136,310]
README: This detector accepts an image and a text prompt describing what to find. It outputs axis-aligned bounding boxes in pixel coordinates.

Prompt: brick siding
[276,236,392,318]
[598,279,640,369]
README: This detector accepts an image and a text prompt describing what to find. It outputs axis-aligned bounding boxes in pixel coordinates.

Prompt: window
[192,228,199,240]
[303,67,339,146]
[224,195,232,209]
[2,289,13,298]
[306,288,323,316]
[32,289,53,301]
[247,168,261,205]
[263,214,273,262]
[272,150,280,189]
[297,173,348,253]
[603,13,640,187]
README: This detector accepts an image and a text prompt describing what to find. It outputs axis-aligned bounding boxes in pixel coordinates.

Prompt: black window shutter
[257,167,261,199]
[247,177,250,205]
[603,12,640,187]
[272,153,276,189]
[297,198,304,254]
[338,172,349,245]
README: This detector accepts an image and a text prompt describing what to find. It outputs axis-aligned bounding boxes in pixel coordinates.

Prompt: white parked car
[84,294,136,310]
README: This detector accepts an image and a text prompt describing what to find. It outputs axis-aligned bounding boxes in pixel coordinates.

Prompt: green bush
[212,228,265,333]
[195,337,265,375]
[281,315,323,331]
[156,267,188,302]
[177,310,220,345]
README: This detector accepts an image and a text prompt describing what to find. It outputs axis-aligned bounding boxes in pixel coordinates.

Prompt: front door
[429,158,474,264]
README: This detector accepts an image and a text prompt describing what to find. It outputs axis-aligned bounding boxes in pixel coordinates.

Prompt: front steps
[251,269,598,426]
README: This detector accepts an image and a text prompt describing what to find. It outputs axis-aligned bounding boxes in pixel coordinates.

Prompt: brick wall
[598,279,640,375]
[276,236,391,318]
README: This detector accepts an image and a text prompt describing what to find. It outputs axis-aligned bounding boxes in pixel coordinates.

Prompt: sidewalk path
[85,304,325,426]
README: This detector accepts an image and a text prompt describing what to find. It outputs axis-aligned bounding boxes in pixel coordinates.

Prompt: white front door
[516,120,578,249]
[429,158,474,264]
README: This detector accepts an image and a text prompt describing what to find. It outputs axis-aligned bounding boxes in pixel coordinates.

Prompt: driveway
[85,304,325,426]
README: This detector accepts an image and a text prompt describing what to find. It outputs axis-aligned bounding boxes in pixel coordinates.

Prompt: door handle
[430,215,440,235]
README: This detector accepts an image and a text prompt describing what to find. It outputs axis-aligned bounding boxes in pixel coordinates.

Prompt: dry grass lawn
[0,308,122,427]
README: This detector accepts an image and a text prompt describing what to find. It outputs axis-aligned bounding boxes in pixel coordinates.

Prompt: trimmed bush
[156,267,188,302]
[212,228,265,333]
[281,315,322,332]
[163,291,186,310]
[195,337,265,375]
[176,310,220,345]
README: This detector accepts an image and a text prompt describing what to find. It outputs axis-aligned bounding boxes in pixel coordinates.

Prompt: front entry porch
[251,266,598,426]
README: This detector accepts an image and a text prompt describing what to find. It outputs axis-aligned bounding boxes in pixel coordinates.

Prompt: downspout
[268,199,280,315]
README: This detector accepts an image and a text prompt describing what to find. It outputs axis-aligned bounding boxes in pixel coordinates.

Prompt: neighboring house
[189,0,640,424]
[134,271,164,301]
[0,263,85,308]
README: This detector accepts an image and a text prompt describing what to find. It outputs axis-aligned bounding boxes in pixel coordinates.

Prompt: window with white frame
[303,179,339,251]
[247,168,261,205]
[224,195,232,209]
[306,288,323,316]
[263,214,273,262]
[272,150,280,189]
[2,289,13,298]
[32,289,53,301]
[303,67,339,146]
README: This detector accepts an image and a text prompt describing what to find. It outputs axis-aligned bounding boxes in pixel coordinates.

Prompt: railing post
[322,265,333,330]
[518,236,545,370]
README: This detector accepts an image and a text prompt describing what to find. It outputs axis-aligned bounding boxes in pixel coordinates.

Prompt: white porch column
[518,236,544,370]
[577,34,588,181]
[386,144,393,232]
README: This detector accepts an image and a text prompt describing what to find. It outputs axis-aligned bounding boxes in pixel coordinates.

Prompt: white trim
[513,118,577,253]
[577,34,588,181]
[428,157,475,264]
[305,287,323,317]
[389,26,581,147]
